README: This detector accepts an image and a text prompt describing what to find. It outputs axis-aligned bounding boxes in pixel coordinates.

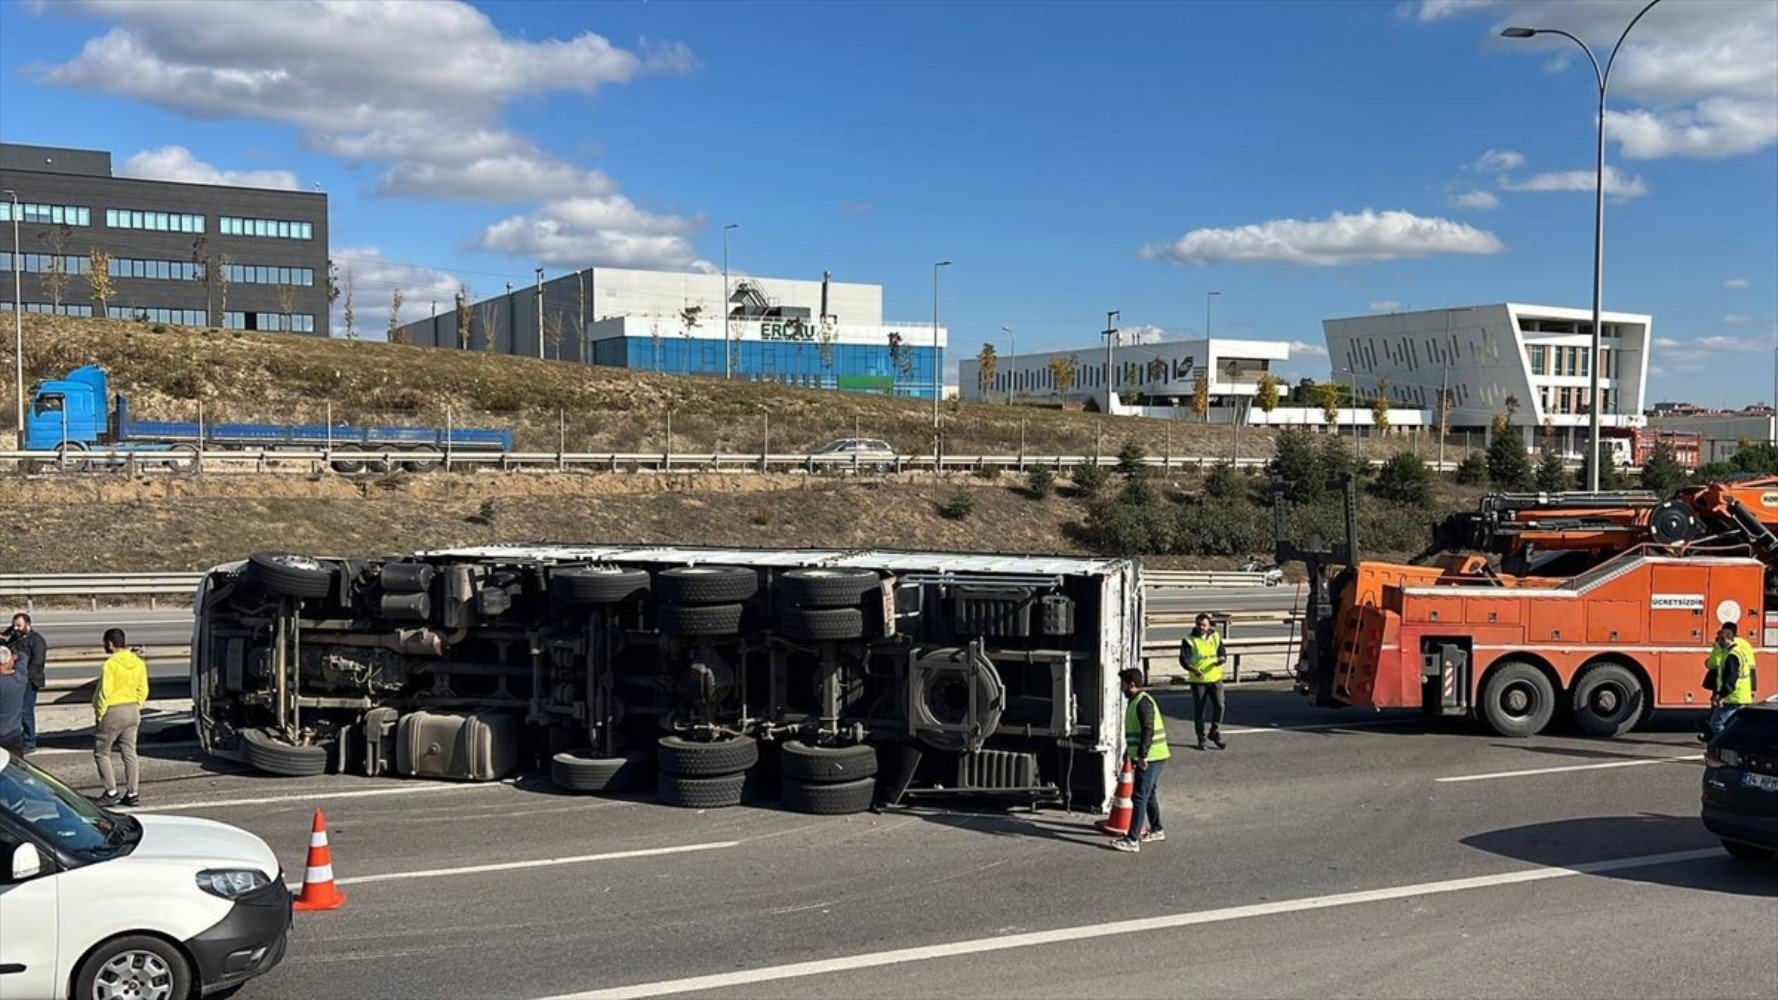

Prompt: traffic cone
[292,808,346,912]
[1096,759,1137,836]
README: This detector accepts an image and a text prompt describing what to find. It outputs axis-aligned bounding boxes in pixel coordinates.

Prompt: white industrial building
[1324,303,1651,448]
[1650,413,1776,463]
[958,336,1290,417]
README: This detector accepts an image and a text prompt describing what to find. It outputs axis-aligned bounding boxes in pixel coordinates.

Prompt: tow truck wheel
[246,551,337,599]
[1480,661,1555,738]
[1571,663,1645,738]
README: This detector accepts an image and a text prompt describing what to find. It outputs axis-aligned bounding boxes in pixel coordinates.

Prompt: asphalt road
[23,685,1774,1000]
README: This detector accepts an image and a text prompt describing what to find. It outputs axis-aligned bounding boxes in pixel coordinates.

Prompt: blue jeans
[1709,703,1743,738]
[20,685,37,751]
[1121,758,1165,842]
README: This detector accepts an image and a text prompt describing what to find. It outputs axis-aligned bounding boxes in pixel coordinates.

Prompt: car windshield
[0,755,134,862]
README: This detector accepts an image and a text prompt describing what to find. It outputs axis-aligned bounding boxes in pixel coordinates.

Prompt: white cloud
[1499,164,1649,198]
[1689,335,1770,352]
[1606,97,1778,159]
[120,145,299,190]
[1140,209,1504,267]
[1368,300,1404,313]
[329,247,465,341]
[477,195,707,271]
[1723,277,1752,290]
[1114,324,1168,345]
[1288,340,1330,358]
[1722,314,1760,326]
[1448,189,1500,210]
[1466,148,1526,173]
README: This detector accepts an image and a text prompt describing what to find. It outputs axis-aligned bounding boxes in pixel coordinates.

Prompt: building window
[0,302,94,317]
[107,306,208,326]
[224,311,315,333]
[0,252,89,275]
[219,216,314,240]
[1578,350,1589,378]
[106,208,205,233]
[222,263,314,286]
[0,203,90,226]
[110,257,201,281]
[1528,344,1545,375]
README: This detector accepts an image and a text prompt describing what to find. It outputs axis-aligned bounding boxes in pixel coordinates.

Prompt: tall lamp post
[1205,290,1220,339]
[722,223,739,379]
[1502,0,1664,490]
[5,189,20,436]
[932,260,950,429]
[1000,325,1015,404]
[1102,310,1120,413]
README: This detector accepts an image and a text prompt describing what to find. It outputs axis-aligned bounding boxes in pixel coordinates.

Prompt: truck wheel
[781,776,875,815]
[1480,661,1555,738]
[164,444,200,475]
[1722,839,1776,863]
[778,606,865,641]
[553,566,650,606]
[399,446,443,475]
[654,565,758,605]
[329,457,367,475]
[241,727,330,777]
[74,934,193,1000]
[780,741,877,783]
[658,770,754,808]
[655,602,745,637]
[55,442,91,473]
[247,551,337,599]
[551,750,648,793]
[657,735,758,776]
[777,568,881,608]
[1571,663,1645,738]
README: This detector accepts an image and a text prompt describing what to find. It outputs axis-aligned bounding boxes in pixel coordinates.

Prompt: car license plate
[1743,772,1778,792]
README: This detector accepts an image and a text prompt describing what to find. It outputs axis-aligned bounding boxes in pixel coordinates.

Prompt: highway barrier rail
[1,572,205,609]
[1143,569,1277,589]
[41,645,192,704]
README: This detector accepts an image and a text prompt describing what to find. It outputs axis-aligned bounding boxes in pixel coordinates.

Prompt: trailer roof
[410,542,1132,578]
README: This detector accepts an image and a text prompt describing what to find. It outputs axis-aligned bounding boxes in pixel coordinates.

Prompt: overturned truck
[192,545,1141,814]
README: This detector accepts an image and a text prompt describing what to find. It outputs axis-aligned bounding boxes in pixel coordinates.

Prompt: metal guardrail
[0,573,204,609]
[1143,569,1277,589]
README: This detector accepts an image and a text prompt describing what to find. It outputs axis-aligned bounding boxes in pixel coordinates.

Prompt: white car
[0,748,290,999]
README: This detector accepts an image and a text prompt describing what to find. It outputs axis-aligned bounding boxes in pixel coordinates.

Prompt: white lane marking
[1154,718,1419,745]
[142,780,519,812]
[1436,755,1704,783]
[545,848,1721,1000]
[289,842,738,892]
[27,741,201,758]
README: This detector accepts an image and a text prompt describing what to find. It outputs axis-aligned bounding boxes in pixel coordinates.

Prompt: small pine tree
[1486,414,1530,488]
[1116,439,1148,477]
[1640,441,1687,496]
[1026,466,1055,498]
[1534,450,1569,492]
[1071,461,1108,496]
[1455,453,1489,486]
[1203,463,1244,500]
[1372,451,1431,506]
[938,490,977,520]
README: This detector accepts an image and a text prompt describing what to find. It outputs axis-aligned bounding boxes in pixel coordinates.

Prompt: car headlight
[196,868,272,899]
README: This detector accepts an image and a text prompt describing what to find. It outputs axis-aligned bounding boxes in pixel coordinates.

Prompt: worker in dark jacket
[1703,622,1757,740]
[1110,668,1170,853]
[4,613,48,753]
[0,647,28,757]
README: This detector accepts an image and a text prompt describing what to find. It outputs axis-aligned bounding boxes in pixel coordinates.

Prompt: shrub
[1534,450,1569,492]
[1026,466,1056,498]
[1372,451,1431,506]
[1202,463,1245,501]
[1071,461,1109,496]
[1271,429,1321,502]
[1086,501,1176,555]
[973,464,1002,480]
[1694,460,1736,482]
[1486,418,1530,489]
[938,490,976,520]
[1116,439,1148,477]
[1730,441,1778,475]
[1171,498,1271,557]
[1455,453,1489,486]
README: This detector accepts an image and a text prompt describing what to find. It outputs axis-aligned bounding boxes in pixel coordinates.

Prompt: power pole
[535,267,544,359]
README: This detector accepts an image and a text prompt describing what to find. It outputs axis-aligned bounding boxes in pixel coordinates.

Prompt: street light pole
[1000,325,1015,405]
[1103,310,1120,414]
[1338,365,1359,441]
[1205,290,1220,339]
[723,223,739,379]
[932,260,950,429]
[534,267,544,359]
[4,190,20,437]
[1503,0,1664,491]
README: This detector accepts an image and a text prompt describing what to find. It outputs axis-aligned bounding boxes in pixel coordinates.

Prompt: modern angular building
[398,266,948,398]
[958,335,1291,416]
[1,142,329,334]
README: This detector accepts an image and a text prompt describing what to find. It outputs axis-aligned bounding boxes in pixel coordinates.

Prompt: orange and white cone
[1096,758,1137,837]
[292,808,347,912]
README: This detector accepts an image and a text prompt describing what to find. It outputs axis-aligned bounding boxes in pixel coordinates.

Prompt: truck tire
[780,741,877,783]
[242,727,330,777]
[656,602,745,637]
[55,442,91,472]
[399,446,443,475]
[1480,660,1556,738]
[656,735,758,776]
[777,568,881,608]
[778,606,865,641]
[553,566,650,606]
[74,934,194,1000]
[1571,663,1645,738]
[655,565,758,605]
[551,750,648,793]
[330,457,366,475]
[781,776,876,815]
[658,770,754,808]
[164,443,201,475]
[247,551,337,599]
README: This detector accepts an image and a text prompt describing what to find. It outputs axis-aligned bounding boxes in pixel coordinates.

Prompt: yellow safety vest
[1124,691,1171,762]
[1186,632,1224,685]
[1706,638,1758,706]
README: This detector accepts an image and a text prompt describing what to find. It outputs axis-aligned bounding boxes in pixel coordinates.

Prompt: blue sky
[2,0,1774,404]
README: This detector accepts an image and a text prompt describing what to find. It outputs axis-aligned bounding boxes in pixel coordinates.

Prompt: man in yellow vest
[1181,613,1228,750]
[1703,622,1757,740]
[1110,668,1169,853]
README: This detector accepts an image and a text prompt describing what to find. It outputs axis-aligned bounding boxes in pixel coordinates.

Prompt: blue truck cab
[24,364,112,451]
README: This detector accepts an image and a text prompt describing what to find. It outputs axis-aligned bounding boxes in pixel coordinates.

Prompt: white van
[0,748,290,999]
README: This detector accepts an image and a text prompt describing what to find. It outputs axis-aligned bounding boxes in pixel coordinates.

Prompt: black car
[1702,703,1778,863]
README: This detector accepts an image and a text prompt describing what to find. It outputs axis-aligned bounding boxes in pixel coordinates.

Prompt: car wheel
[551,750,648,793]
[778,606,865,642]
[75,934,193,1000]
[247,551,337,599]
[776,567,881,608]
[780,741,877,783]
[654,565,758,604]
[1480,660,1555,738]
[656,735,759,776]
[781,776,875,815]
[1722,839,1776,863]
[241,727,330,777]
[656,602,745,637]
[552,566,650,606]
[1571,663,1645,738]
[657,770,754,809]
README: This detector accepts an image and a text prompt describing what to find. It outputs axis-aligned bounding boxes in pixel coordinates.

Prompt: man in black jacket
[4,613,48,753]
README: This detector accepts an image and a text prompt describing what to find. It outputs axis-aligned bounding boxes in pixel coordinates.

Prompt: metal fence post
[325,401,333,475]
[761,413,769,474]
[445,406,453,473]
[196,402,205,474]
[665,408,673,471]
[1018,418,1026,471]
[557,409,566,471]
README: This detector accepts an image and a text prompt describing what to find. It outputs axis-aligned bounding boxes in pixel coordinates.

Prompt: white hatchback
[0,748,291,999]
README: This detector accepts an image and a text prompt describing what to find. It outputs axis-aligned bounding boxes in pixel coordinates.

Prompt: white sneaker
[1109,838,1140,853]
[1140,829,1166,843]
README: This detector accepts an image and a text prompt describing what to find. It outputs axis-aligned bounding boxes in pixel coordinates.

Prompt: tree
[975,343,999,397]
[1437,385,1453,446]
[341,265,357,340]
[1534,449,1569,492]
[478,299,502,352]
[327,260,341,310]
[216,253,232,318]
[1314,382,1340,430]
[1048,354,1078,395]
[543,314,565,359]
[1270,428,1323,502]
[1254,373,1281,418]
[1503,395,1520,422]
[86,247,113,317]
[1203,462,1245,500]
[1372,451,1431,506]
[816,318,837,375]
[40,224,73,309]
[1071,461,1108,496]
[1729,440,1778,475]
[1191,370,1209,422]
[1455,453,1489,485]
[1486,413,1530,488]
[1026,466,1055,498]
[276,282,298,319]
[190,236,216,321]
[455,286,472,350]
[1640,441,1687,497]
[1116,439,1147,478]
[887,330,911,392]
[387,288,406,343]
[1369,377,1391,436]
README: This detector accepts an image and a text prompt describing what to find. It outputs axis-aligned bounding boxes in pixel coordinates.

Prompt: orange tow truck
[1279,478,1778,737]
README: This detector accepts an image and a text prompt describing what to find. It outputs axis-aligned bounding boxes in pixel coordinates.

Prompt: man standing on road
[5,612,48,753]
[1703,622,1756,740]
[1110,668,1169,853]
[93,628,148,807]
[1181,613,1228,750]
[0,648,29,757]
